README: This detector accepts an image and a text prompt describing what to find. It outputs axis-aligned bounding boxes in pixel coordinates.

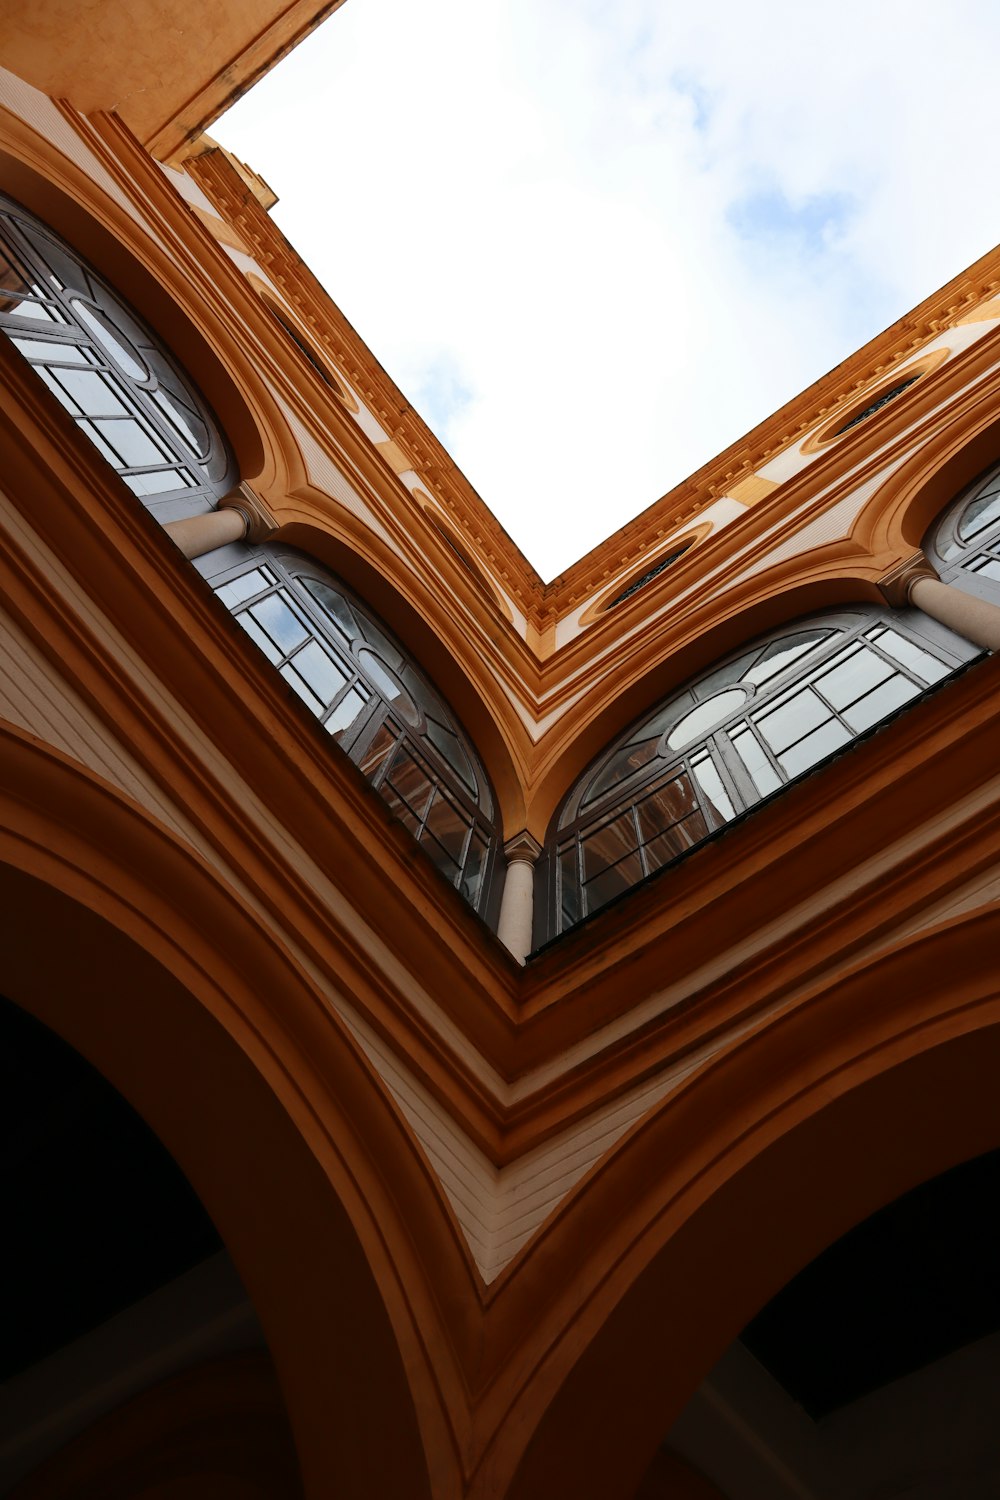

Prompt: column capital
[877,551,939,609]
[219,482,278,544]
[503,830,543,865]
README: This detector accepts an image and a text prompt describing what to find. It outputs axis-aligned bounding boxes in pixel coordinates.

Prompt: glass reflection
[554,611,970,935]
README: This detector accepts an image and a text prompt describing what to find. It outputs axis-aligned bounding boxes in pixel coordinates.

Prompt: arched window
[548,607,978,936]
[208,545,499,914]
[926,459,1000,599]
[0,193,233,518]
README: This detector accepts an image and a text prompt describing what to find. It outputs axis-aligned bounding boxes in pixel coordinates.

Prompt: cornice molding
[187,147,547,609]
[547,254,1000,610]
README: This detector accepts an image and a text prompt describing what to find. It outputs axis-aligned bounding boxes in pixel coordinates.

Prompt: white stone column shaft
[908,574,1000,652]
[496,832,542,964]
[163,506,249,560]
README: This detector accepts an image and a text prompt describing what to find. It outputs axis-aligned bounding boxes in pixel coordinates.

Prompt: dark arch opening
[664,1147,1000,1498]
[0,842,435,1500]
[1,993,224,1383]
[0,993,300,1495]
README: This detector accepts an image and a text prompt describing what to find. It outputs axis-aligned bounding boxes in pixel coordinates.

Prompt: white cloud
[215,0,1000,579]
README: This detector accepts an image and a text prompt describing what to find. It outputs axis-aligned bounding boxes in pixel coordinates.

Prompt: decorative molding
[220,481,277,543]
[504,830,543,865]
[877,552,939,608]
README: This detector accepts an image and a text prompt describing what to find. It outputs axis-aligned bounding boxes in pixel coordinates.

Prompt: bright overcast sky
[215,0,1000,581]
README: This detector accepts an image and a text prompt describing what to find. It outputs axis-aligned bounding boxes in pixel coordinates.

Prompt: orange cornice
[187,140,1000,642]
[78,112,548,743]
[6,326,1000,1161]
[187,146,547,607]
[522,328,1000,750]
[547,244,1000,610]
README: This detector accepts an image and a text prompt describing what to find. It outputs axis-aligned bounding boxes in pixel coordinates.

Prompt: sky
[215,0,1000,581]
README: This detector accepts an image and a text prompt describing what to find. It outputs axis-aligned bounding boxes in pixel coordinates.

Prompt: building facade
[2,7,1000,1497]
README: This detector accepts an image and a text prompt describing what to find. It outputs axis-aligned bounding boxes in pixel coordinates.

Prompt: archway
[489,913,1000,1500]
[0,840,438,1500]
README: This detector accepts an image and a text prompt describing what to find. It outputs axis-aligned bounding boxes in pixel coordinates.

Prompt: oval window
[69,298,149,381]
[666,688,748,750]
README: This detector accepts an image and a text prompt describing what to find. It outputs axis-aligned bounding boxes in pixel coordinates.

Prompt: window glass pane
[643,812,708,873]
[424,716,477,794]
[581,810,637,882]
[959,489,1000,540]
[667,688,748,750]
[742,630,831,686]
[690,752,737,821]
[420,835,461,884]
[235,611,283,665]
[76,418,126,466]
[559,846,583,929]
[39,365,129,416]
[123,467,193,496]
[634,774,700,843]
[248,592,310,656]
[8,335,89,363]
[842,674,920,733]
[585,737,661,804]
[756,688,830,755]
[461,830,488,908]
[968,556,1000,582]
[355,612,401,665]
[874,628,950,684]
[813,644,893,711]
[4,297,64,324]
[13,223,74,289]
[1,200,229,519]
[69,297,149,381]
[778,719,852,778]
[279,661,325,716]
[356,721,398,781]
[381,746,434,828]
[0,242,42,298]
[731,729,782,797]
[216,569,273,609]
[291,639,350,705]
[358,648,419,725]
[91,416,169,468]
[324,685,369,740]
[584,851,645,912]
[422,788,470,864]
[301,578,361,642]
[150,387,209,458]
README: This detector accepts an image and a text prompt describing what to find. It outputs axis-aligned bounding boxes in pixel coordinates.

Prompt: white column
[496,831,542,964]
[909,575,1000,652]
[879,552,1000,652]
[163,505,250,560]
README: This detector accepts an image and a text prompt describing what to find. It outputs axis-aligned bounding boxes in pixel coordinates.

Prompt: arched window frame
[0,193,234,519]
[205,543,501,918]
[546,606,979,938]
[926,458,1000,600]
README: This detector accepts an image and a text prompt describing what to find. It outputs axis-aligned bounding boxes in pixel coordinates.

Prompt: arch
[0,189,237,521]
[0,139,267,485]
[485,910,1000,1500]
[253,280,360,413]
[8,1352,301,1500]
[273,518,526,834]
[527,574,881,837]
[540,602,975,936]
[923,456,1000,613]
[202,538,504,916]
[0,730,469,1499]
[857,373,1000,561]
